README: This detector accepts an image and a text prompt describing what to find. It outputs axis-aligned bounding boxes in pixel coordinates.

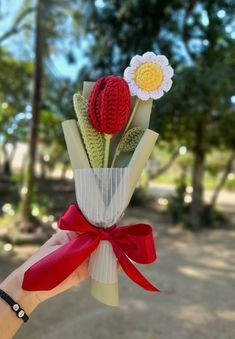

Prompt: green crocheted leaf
[73,93,104,168]
[117,127,144,154]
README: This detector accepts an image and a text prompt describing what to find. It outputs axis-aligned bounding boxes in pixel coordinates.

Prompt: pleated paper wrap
[62,82,158,306]
[75,168,129,285]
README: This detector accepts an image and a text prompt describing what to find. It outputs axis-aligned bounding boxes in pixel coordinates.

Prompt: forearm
[0,269,39,339]
[0,231,88,338]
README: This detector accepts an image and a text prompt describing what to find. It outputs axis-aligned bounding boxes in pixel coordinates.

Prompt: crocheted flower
[88,75,131,135]
[123,51,174,101]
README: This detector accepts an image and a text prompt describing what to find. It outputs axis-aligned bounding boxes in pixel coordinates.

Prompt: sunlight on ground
[178,266,209,280]
[216,310,235,321]
[175,304,213,324]
[125,298,148,311]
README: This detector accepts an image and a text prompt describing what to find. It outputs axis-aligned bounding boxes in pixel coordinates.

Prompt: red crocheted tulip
[88,75,131,135]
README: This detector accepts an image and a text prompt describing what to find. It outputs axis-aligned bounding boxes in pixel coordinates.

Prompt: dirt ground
[0,205,235,339]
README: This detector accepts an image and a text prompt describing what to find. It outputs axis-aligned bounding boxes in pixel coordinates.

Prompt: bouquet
[22,52,174,306]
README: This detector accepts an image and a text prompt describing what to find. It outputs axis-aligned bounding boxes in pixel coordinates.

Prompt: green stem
[123,98,141,135]
[104,134,112,168]
[111,98,141,167]
[110,150,120,168]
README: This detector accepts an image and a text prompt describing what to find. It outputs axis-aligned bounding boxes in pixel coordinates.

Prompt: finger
[66,231,79,241]
[48,230,78,246]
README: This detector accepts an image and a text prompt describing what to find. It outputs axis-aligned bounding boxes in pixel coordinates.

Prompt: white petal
[161,79,173,92]
[130,55,143,68]
[136,88,150,101]
[163,65,174,78]
[129,81,138,95]
[142,51,157,62]
[123,66,134,82]
[150,89,164,100]
[155,55,169,67]
[130,89,137,96]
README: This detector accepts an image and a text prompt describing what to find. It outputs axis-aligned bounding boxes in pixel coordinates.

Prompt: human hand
[0,231,88,338]
[17,230,89,303]
[1,230,89,311]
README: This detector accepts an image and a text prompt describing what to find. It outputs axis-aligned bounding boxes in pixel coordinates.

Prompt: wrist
[0,268,40,315]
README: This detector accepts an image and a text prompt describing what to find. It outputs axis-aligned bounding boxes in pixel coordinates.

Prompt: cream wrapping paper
[74,167,130,285]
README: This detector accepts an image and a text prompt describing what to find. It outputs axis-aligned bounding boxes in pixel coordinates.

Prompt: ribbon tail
[23,234,99,291]
[112,243,160,292]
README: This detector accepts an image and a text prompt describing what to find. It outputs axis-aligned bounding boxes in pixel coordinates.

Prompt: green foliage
[200,205,228,229]
[168,185,229,228]
[39,110,63,144]
[168,169,188,223]
[78,0,184,79]
[38,109,68,167]
[79,0,235,153]
[0,49,32,109]
[0,49,33,143]
[206,151,230,177]
[43,77,78,120]
[73,93,104,167]
[225,176,235,190]
[152,63,235,151]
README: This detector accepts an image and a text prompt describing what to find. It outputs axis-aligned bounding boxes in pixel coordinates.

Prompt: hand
[16,230,89,304]
[0,230,88,338]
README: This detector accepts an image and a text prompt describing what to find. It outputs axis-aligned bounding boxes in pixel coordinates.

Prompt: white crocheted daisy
[123,51,174,101]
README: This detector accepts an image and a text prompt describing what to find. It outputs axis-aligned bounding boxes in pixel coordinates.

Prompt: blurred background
[0,1,235,338]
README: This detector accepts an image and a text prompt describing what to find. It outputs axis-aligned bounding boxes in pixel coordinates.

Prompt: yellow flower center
[134,63,163,91]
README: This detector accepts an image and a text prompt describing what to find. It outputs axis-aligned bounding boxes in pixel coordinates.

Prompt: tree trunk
[210,151,235,208]
[39,155,46,179]
[2,142,11,176]
[188,122,206,230]
[22,0,43,220]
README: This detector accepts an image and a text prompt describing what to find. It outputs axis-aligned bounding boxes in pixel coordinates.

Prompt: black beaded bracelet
[0,289,29,322]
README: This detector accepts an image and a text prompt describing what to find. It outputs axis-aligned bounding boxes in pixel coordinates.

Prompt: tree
[210,151,235,208]
[22,0,43,220]
[154,62,234,228]
[79,0,235,229]
[0,0,82,228]
[0,5,35,43]
[19,0,82,222]
[0,49,32,175]
[153,2,235,228]
[209,106,235,208]
[78,0,183,79]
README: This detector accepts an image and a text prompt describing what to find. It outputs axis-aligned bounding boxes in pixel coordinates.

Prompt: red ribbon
[22,203,160,292]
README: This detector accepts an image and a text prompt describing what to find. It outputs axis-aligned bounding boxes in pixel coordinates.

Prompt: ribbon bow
[23,203,160,292]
